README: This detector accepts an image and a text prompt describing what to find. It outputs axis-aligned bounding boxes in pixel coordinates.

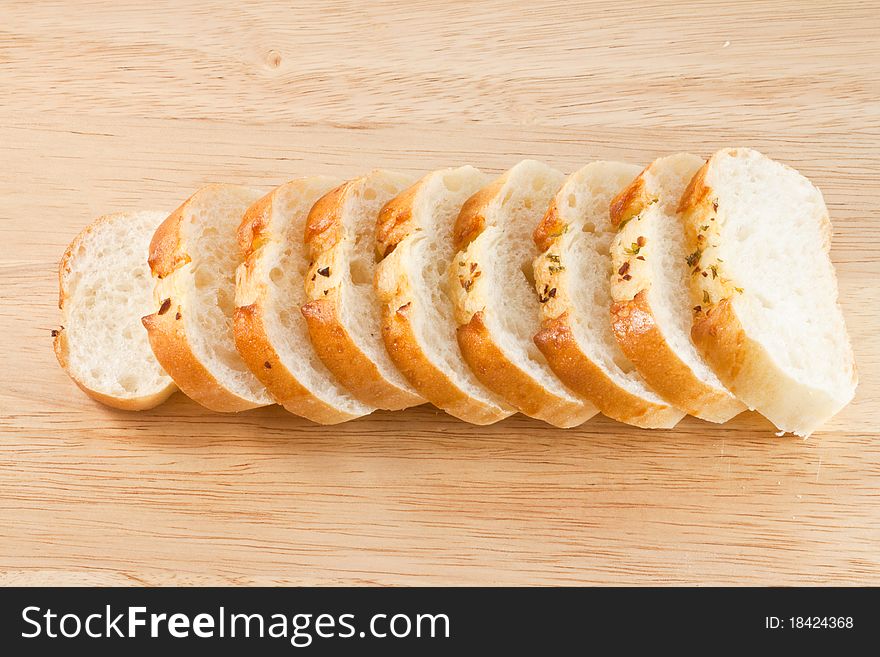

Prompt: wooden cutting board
[1,1,878,586]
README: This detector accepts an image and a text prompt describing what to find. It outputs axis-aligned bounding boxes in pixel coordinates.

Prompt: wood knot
[265,49,282,69]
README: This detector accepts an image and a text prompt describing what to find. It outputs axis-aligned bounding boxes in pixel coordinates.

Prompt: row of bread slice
[55,148,857,436]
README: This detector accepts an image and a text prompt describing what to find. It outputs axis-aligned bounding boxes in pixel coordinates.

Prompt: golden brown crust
[690,298,748,384]
[534,313,683,429]
[609,172,649,228]
[233,304,361,424]
[236,190,274,256]
[452,177,505,251]
[52,329,69,370]
[609,293,703,410]
[532,202,566,254]
[379,302,512,425]
[609,291,741,422]
[691,298,793,423]
[304,180,349,253]
[608,155,743,423]
[301,298,423,410]
[375,183,419,258]
[680,154,779,387]
[302,173,422,411]
[234,179,372,423]
[679,151,766,362]
[147,204,189,279]
[143,186,273,412]
[142,301,255,412]
[58,232,77,309]
[457,311,593,428]
[450,165,594,427]
[374,169,513,425]
[677,161,712,217]
[531,163,683,428]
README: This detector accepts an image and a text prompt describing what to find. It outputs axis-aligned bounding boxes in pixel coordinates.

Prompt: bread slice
[450,160,597,428]
[608,153,744,422]
[301,171,425,410]
[533,162,686,429]
[679,148,857,436]
[374,166,515,425]
[143,184,273,412]
[235,177,374,424]
[54,211,176,410]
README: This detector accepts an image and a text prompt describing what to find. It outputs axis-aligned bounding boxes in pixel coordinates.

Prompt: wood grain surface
[1,0,878,586]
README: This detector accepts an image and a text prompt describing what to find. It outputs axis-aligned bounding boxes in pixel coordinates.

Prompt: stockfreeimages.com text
[22,605,450,647]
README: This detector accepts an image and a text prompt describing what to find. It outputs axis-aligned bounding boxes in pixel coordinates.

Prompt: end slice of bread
[301,171,425,410]
[450,160,598,428]
[234,177,374,424]
[533,162,686,429]
[374,166,515,425]
[608,154,744,423]
[679,148,857,436]
[55,211,177,410]
[143,184,273,412]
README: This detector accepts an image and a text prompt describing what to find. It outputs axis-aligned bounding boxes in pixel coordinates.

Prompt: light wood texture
[1,0,878,586]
